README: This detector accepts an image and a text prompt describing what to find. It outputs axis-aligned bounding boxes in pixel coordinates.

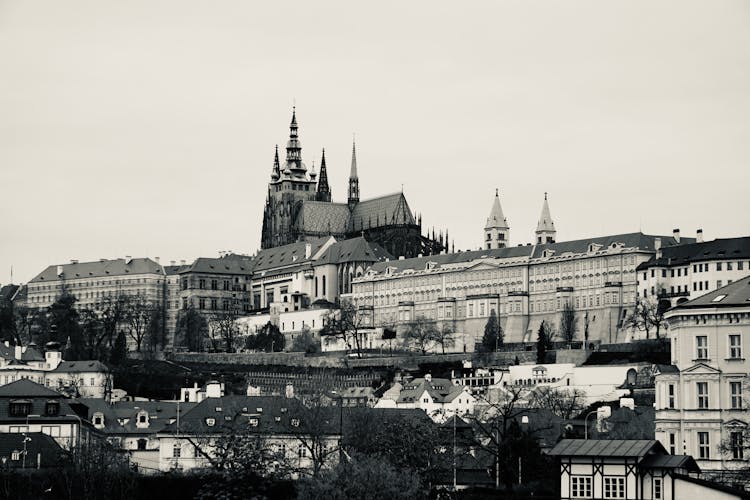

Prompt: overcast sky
[2,0,750,284]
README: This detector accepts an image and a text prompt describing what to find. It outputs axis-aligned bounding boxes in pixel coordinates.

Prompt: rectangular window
[697,382,709,409]
[211,279,218,290]
[654,478,662,499]
[41,425,61,437]
[668,384,676,409]
[696,336,708,360]
[729,334,742,359]
[727,262,733,271]
[739,261,744,271]
[173,443,181,458]
[668,433,677,455]
[571,476,592,498]
[730,381,743,409]
[730,431,744,460]
[717,262,722,271]
[603,477,625,499]
[698,431,710,459]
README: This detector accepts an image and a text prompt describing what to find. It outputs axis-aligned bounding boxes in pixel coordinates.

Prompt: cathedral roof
[349,192,415,232]
[252,237,331,273]
[535,194,555,233]
[485,190,508,230]
[316,237,393,265]
[296,202,351,235]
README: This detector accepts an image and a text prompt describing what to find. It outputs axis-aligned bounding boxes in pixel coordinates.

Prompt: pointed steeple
[347,139,360,209]
[271,145,281,181]
[484,189,510,249]
[316,148,332,202]
[535,192,556,244]
[285,106,306,176]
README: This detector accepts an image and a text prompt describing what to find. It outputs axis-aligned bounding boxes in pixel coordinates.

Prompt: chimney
[399,256,405,260]
[424,373,432,382]
[14,345,22,361]
[56,265,63,277]
[672,228,680,243]
[170,260,176,266]
[154,256,160,264]
[305,243,312,259]
[70,259,78,264]
[654,237,662,259]
[180,259,186,265]
[696,229,704,243]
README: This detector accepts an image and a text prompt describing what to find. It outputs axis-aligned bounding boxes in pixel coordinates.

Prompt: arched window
[315,277,318,296]
[322,275,327,296]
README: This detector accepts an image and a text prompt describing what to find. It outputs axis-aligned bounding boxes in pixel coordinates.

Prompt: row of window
[665,380,743,410]
[694,334,743,360]
[571,476,630,499]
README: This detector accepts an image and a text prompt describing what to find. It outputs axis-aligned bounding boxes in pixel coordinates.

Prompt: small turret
[535,192,556,244]
[484,189,510,249]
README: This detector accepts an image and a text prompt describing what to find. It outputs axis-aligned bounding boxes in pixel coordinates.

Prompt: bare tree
[559,302,577,346]
[98,294,130,351]
[527,386,586,419]
[623,295,669,340]
[125,294,152,352]
[320,299,368,358]
[402,315,441,355]
[291,393,343,478]
[210,308,241,352]
[434,321,455,354]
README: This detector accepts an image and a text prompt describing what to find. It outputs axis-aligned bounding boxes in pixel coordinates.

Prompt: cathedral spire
[286,106,305,176]
[271,145,280,181]
[347,139,360,209]
[316,148,332,202]
[484,189,510,249]
[535,192,556,244]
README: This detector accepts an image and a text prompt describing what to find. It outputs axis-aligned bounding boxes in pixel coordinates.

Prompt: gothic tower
[347,140,360,210]
[316,148,332,202]
[261,108,318,249]
[484,189,510,249]
[535,192,556,244]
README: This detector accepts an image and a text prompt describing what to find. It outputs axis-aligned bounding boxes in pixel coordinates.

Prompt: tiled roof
[548,439,663,457]
[252,237,331,273]
[531,233,689,259]
[53,361,109,373]
[77,399,197,435]
[0,379,63,398]
[20,345,45,362]
[296,202,351,235]
[397,377,465,404]
[639,454,700,472]
[671,275,750,310]
[29,258,164,283]
[182,256,253,276]
[349,193,415,231]
[636,236,750,270]
[163,264,190,276]
[0,432,68,467]
[315,237,393,265]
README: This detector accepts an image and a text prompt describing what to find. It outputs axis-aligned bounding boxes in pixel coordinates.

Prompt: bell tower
[483,189,510,249]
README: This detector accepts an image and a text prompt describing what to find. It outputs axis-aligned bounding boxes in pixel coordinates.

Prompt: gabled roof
[252,237,331,273]
[53,361,109,373]
[548,439,665,458]
[366,246,532,276]
[77,399,197,435]
[671,275,750,310]
[397,377,467,404]
[0,379,63,398]
[349,192,416,231]
[639,454,700,473]
[30,258,164,283]
[0,284,19,301]
[636,236,750,270]
[163,264,190,276]
[296,202,351,235]
[315,237,393,265]
[21,345,45,362]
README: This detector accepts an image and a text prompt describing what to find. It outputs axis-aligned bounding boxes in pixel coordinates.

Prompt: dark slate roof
[30,258,164,283]
[161,395,339,436]
[163,264,190,276]
[252,237,330,273]
[636,236,750,270]
[672,275,750,309]
[349,192,416,231]
[296,201,351,235]
[531,233,690,259]
[182,256,254,276]
[548,439,664,457]
[640,454,700,473]
[367,245,532,275]
[53,361,109,373]
[0,432,69,468]
[11,285,26,303]
[316,237,393,265]
[20,345,45,362]
[0,379,63,398]
[0,284,19,301]
[77,399,197,435]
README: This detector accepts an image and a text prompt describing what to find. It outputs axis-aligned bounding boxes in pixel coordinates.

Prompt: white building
[376,374,475,422]
[655,276,750,473]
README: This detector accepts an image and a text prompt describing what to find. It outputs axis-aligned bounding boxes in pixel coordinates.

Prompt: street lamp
[330,391,344,461]
[22,414,41,469]
[584,406,611,440]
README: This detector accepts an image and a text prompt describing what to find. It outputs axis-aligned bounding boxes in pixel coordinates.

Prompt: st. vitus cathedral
[260,109,447,258]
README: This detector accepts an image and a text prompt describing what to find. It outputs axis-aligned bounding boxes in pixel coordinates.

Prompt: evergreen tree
[482,310,500,352]
[110,330,128,366]
[49,293,85,359]
[536,320,553,364]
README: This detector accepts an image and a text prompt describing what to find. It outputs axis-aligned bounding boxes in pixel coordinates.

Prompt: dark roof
[77,399,197,435]
[0,284,19,301]
[548,439,664,458]
[349,192,416,231]
[671,276,750,310]
[0,432,69,468]
[296,202,351,235]
[673,473,750,500]
[182,256,253,276]
[0,379,63,398]
[639,454,700,473]
[30,258,164,282]
[20,345,45,362]
[532,233,689,260]
[636,236,750,270]
[316,237,393,265]
[53,361,109,373]
[367,245,532,275]
[11,285,27,303]
[163,264,190,275]
[252,237,330,273]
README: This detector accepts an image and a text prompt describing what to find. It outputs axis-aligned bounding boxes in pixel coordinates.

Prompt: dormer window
[136,410,149,429]
[92,412,104,428]
[45,400,60,416]
[249,418,259,427]
[426,262,437,271]
[205,418,216,426]
[215,407,222,412]
[291,418,300,427]
[9,400,31,417]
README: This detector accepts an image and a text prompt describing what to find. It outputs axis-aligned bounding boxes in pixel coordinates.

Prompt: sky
[1,0,750,285]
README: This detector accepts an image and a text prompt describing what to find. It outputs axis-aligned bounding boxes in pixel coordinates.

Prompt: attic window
[205,418,215,426]
[249,418,259,427]
[215,407,222,412]
[712,295,727,302]
[256,407,263,413]
[224,416,232,421]
[274,416,281,422]
[280,408,287,413]
[291,418,300,427]
[45,400,60,416]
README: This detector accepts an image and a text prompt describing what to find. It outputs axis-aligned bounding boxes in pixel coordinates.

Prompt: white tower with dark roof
[484,189,510,249]
[535,192,556,244]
